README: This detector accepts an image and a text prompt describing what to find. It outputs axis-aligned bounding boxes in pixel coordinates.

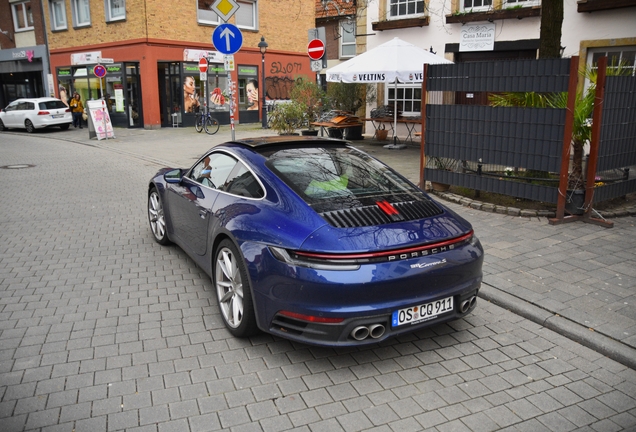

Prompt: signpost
[210,3,242,140]
[198,57,208,73]
[93,64,107,78]
[212,23,243,55]
[307,39,325,61]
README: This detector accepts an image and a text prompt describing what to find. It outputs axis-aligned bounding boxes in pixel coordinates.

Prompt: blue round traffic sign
[93,64,107,78]
[212,23,243,55]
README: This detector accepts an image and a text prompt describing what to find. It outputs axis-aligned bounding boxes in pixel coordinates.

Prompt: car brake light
[65,108,71,112]
[37,111,50,115]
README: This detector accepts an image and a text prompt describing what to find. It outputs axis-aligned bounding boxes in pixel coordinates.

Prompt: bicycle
[194,109,220,135]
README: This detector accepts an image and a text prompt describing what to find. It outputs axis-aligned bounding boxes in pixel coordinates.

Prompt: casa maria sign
[459,23,496,52]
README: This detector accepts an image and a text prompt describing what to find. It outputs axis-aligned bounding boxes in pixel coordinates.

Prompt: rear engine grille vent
[320,199,444,228]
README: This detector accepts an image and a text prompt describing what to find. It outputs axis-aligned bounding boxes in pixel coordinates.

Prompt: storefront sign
[238,66,257,76]
[459,23,495,52]
[183,49,224,64]
[71,51,103,65]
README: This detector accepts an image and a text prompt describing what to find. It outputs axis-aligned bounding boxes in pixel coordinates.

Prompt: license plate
[392,296,454,327]
[52,114,64,118]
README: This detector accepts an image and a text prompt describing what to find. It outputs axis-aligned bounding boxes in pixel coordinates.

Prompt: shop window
[105,0,126,22]
[12,1,34,32]
[50,0,68,31]
[236,1,257,30]
[461,0,492,12]
[387,84,422,115]
[340,20,356,58]
[72,0,91,27]
[388,0,425,18]
[197,0,221,25]
[238,65,259,111]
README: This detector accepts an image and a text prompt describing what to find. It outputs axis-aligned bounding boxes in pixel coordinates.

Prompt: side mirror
[164,168,183,184]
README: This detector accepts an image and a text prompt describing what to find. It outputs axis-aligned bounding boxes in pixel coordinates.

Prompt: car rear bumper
[244,241,484,347]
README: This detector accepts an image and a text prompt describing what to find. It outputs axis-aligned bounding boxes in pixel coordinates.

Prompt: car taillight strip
[293,231,474,262]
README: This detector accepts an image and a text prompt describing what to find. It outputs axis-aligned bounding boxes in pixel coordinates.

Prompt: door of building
[158,62,182,127]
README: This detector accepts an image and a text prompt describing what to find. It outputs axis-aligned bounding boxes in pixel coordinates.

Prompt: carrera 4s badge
[410,259,447,269]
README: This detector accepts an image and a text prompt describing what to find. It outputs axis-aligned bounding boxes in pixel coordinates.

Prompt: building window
[389,0,425,18]
[197,0,220,24]
[105,0,125,22]
[72,0,91,27]
[503,0,540,7]
[12,1,34,32]
[387,84,422,115]
[340,20,356,58]
[236,1,257,30]
[589,47,636,77]
[50,0,68,30]
[461,0,492,12]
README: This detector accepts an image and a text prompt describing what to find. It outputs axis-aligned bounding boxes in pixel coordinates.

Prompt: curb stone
[480,283,636,370]
[431,190,636,219]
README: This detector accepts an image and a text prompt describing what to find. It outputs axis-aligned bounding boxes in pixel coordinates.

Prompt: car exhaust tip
[460,296,476,314]
[351,326,370,341]
[369,324,385,339]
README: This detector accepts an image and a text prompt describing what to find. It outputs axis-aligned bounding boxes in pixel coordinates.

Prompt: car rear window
[265,146,428,213]
[39,100,67,110]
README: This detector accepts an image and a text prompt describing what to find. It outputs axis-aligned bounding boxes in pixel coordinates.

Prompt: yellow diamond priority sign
[212,0,240,22]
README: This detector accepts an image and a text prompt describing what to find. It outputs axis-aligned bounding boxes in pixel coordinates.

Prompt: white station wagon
[0,97,72,133]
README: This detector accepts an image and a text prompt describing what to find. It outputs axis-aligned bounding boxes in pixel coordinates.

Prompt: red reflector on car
[37,111,50,115]
[278,310,344,324]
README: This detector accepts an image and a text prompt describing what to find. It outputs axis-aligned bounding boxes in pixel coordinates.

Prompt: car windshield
[265,146,426,213]
[39,100,67,110]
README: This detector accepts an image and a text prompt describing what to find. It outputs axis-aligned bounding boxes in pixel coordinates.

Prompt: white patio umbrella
[326,37,452,147]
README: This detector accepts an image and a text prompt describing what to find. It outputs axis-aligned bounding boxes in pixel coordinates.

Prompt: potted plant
[326,82,375,140]
[290,79,328,136]
[268,101,304,135]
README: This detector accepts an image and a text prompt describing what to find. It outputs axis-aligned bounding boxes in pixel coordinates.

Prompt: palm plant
[489,62,630,189]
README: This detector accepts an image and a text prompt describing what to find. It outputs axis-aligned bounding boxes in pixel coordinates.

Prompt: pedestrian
[69,93,84,129]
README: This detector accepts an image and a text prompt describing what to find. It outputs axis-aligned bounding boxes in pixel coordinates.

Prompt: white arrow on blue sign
[212,23,243,55]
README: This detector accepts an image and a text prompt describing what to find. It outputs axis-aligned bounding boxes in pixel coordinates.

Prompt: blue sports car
[147,137,483,346]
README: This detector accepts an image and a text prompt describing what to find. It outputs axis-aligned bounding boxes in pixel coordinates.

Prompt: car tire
[25,119,35,133]
[0,119,6,131]
[60,124,70,130]
[214,239,259,338]
[148,188,171,245]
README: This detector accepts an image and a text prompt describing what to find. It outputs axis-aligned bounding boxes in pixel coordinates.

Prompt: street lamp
[258,36,268,128]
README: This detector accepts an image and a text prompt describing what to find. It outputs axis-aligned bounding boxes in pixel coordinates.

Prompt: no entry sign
[307,39,325,60]
[198,58,208,73]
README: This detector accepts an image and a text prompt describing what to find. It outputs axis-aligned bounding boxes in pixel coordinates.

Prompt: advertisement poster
[87,100,115,140]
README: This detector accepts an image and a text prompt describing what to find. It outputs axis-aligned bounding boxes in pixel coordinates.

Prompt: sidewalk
[31,124,636,369]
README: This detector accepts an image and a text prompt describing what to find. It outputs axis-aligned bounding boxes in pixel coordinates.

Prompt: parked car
[147,137,484,346]
[0,97,72,132]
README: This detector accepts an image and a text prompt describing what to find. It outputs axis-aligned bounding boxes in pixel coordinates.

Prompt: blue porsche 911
[147,137,483,346]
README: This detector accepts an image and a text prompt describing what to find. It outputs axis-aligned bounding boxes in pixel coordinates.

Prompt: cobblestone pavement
[0,128,635,431]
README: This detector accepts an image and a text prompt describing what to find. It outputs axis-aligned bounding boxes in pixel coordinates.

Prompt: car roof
[10,97,63,103]
[229,136,349,150]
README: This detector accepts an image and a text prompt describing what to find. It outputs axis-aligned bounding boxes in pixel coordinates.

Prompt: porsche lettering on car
[147,137,484,346]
